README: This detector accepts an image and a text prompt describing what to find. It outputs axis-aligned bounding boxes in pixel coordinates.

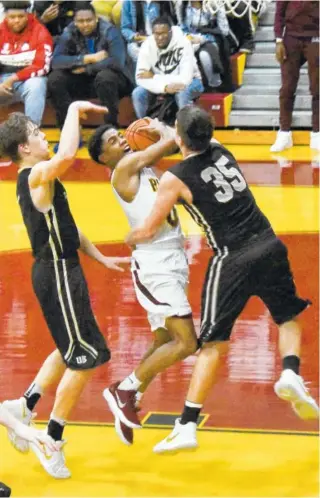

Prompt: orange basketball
[125,117,161,151]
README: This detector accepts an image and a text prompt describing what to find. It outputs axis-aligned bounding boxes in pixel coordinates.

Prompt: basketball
[125,117,161,151]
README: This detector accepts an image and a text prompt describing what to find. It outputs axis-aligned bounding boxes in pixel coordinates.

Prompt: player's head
[0,113,49,164]
[74,2,98,37]
[175,106,213,152]
[88,125,131,168]
[3,1,30,33]
[152,15,173,49]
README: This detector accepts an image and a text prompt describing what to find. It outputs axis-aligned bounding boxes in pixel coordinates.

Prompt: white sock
[24,382,43,399]
[118,372,142,391]
[185,400,203,409]
[135,391,143,402]
[49,412,66,426]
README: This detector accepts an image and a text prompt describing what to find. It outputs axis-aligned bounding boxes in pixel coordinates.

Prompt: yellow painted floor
[0,183,318,252]
[1,424,318,497]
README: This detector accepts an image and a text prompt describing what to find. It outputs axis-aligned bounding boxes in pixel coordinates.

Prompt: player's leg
[255,237,318,419]
[30,259,110,478]
[113,327,172,446]
[3,349,65,453]
[104,248,196,430]
[104,315,197,430]
[153,249,250,453]
[137,327,172,397]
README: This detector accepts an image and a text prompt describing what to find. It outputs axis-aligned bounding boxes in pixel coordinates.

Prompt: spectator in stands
[271,0,319,152]
[0,1,53,126]
[226,0,255,54]
[33,1,79,42]
[48,2,134,139]
[132,15,203,120]
[121,1,177,64]
[176,1,228,89]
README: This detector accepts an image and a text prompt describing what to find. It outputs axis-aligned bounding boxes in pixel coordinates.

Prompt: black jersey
[17,168,80,260]
[169,142,271,251]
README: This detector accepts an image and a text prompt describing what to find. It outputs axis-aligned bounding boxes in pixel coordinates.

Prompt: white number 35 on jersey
[201,155,246,203]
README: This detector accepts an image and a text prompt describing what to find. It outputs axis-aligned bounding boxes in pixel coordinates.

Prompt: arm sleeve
[274,1,288,38]
[15,25,53,80]
[86,25,127,76]
[51,30,85,70]
[216,8,229,37]
[136,38,195,93]
[121,0,136,43]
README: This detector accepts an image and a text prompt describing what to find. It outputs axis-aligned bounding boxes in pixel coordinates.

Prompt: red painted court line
[0,160,318,186]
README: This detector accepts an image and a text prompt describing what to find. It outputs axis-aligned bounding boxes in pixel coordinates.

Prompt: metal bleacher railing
[203,0,271,31]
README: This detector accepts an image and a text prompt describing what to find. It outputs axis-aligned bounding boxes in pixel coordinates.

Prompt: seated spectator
[48,2,134,137]
[132,15,203,120]
[121,1,177,65]
[33,1,81,42]
[0,1,53,126]
[176,0,228,89]
[226,0,255,54]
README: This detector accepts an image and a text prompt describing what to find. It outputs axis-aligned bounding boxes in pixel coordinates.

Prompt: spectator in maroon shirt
[271,0,319,152]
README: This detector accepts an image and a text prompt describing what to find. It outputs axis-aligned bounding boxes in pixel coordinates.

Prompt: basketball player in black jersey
[127,105,319,453]
[0,101,130,477]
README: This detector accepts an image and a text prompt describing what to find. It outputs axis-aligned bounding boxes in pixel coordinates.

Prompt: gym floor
[0,138,318,497]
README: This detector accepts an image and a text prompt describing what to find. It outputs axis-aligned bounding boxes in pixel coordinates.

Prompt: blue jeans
[0,73,47,125]
[132,78,204,119]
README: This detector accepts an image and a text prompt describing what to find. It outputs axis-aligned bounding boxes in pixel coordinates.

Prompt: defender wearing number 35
[88,120,198,446]
[127,106,319,454]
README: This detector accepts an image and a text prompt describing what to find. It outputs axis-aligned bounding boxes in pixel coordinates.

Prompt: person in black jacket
[48,3,134,133]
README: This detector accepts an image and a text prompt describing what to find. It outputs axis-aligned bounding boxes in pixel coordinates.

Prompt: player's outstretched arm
[78,229,131,272]
[0,403,58,453]
[29,102,108,189]
[126,172,190,245]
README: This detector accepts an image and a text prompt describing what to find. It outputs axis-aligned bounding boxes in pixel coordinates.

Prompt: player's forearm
[57,104,81,160]
[135,138,177,171]
[78,229,106,264]
[126,225,157,245]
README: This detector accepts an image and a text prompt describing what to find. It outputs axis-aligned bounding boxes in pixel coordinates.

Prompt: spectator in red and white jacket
[0,1,53,125]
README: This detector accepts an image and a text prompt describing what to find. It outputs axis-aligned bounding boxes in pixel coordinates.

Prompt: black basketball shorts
[200,230,311,344]
[32,257,110,370]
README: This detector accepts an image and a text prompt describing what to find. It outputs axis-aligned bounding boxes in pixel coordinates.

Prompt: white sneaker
[2,397,34,453]
[270,131,293,152]
[31,435,71,479]
[274,369,319,420]
[153,418,198,454]
[310,132,320,150]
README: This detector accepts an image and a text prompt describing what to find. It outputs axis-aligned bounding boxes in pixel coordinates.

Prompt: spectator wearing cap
[0,1,53,125]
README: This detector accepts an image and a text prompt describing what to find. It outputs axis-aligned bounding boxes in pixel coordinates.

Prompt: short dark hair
[0,113,34,163]
[152,14,172,29]
[176,106,214,151]
[88,124,115,164]
[2,1,30,11]
[74,2,96,15]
